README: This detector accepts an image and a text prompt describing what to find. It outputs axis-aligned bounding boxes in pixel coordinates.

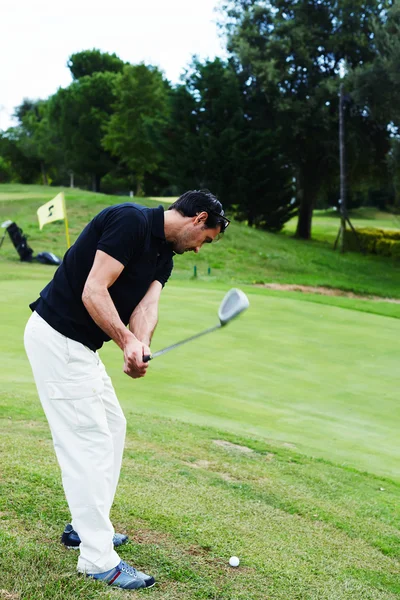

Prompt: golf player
[24,190,229,590]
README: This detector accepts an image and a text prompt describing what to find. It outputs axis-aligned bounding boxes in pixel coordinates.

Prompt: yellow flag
[37,192,66,230]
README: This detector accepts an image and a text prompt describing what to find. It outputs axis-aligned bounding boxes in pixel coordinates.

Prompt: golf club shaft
[143,323,221,362]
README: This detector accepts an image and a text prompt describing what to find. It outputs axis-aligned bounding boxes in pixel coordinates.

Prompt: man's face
[173,213,221,255]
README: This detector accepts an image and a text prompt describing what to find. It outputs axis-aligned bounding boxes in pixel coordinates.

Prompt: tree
[0,127,41,183]
[165,57,296,231]
[349,4,400,204]
[351,4,400,126]
[103,64,169,196]
[49,72,118,191]
[68,49,125,80]
[221,0,394,238]
[15,99,64,185]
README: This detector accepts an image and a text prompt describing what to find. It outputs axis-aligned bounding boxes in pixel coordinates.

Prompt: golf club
[143,288,249,362]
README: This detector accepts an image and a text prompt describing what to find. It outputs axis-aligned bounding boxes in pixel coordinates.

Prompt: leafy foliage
[48,72,118,191]
[68,49,125,80]
[220,0,393,238]
[103,64,169,196]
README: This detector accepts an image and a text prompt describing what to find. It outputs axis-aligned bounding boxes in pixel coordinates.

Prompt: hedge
[343,228,400,258]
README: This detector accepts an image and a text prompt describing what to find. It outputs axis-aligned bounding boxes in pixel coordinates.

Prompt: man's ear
[194,211,208,225]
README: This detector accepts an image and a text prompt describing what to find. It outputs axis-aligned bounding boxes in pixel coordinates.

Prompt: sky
[0,0,227,131]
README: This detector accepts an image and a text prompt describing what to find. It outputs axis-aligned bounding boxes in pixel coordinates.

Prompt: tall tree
[49,72,117,191]
[350,4,400,204]
[0,127,41,183]
[166,57,296,230]
[68,49,125,80]
[221,0,394,238]
[103,64,169,196]
[0,99,61,184]
[351,4,400,126]
[14,99,62,185]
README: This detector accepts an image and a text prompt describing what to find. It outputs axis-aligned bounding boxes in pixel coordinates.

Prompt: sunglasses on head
[209,209,231,233]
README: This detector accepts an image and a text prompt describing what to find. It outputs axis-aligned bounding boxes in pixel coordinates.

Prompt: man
[24,190,229,590]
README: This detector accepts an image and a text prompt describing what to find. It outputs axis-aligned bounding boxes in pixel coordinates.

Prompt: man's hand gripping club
[123,333,151,379]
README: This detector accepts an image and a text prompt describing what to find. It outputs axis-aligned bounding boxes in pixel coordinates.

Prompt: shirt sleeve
[155,257,173,287]
[96,207,147,266]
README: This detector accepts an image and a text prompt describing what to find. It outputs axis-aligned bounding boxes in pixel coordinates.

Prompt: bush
[344,228,400,259]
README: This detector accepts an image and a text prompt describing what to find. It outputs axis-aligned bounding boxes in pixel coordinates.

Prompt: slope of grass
[1,184,400,297]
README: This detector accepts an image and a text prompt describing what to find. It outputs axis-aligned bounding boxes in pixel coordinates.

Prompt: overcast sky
[0,0,227,131]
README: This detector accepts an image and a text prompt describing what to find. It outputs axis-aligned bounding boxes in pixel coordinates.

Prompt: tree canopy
[1,10,399,235]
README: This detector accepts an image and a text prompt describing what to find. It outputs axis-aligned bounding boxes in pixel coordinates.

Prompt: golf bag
[0,221,61,265]
[1,221,34,262]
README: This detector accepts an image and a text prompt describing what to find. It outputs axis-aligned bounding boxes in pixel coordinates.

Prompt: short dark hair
[168,190,229,233]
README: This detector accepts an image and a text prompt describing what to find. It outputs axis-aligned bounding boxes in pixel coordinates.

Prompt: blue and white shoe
[87,560,155,589]
[61,524,128,548]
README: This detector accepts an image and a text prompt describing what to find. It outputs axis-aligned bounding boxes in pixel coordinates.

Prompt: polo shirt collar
[151,205,166,241]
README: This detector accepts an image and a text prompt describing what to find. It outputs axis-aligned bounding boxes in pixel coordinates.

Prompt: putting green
[1,277,399,481]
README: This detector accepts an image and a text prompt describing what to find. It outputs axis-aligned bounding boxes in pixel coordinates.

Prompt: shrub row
[344,228,400,259]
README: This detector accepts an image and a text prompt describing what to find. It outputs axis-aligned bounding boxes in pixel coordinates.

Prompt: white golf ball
[229,556,240,567]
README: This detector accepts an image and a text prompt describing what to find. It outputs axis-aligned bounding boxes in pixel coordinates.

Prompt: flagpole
[62,192,71,248]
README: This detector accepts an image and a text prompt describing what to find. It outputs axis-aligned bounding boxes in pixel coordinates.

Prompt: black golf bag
[0,221,61,265]
[2,221,34,262]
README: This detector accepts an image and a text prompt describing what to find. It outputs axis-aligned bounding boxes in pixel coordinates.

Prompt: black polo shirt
[30,203,174,350]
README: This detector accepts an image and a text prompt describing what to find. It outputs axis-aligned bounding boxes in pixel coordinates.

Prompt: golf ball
[229,556,240,567]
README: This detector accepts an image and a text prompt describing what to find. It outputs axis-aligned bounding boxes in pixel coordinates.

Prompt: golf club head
[218,288,249,326]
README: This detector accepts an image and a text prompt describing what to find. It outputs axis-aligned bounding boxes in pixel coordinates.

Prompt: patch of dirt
[265,453,275,462]
[187,459,211,469]
[256,283,400,304]
[130,528,171,546]
[219,472,239,482]
[213,440,254,453]
[282,442,297,449]
[187,545,210,557]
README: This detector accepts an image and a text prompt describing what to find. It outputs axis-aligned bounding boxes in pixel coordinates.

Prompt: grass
[0,185,400,599]
[284,207,400,244]
[2,184,400,298]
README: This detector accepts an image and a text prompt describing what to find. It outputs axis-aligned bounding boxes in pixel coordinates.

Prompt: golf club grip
[143,354,152,363]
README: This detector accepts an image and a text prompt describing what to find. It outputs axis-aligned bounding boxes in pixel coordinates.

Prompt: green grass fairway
[1,185,400,598]
[1,274,400,599]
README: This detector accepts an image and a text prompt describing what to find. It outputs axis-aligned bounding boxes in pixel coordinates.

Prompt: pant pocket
[46,378,106,431]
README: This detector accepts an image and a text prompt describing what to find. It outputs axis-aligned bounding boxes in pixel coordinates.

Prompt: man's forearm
[129,301,158,346]
[129,281,162,346]
[82,282,133,350]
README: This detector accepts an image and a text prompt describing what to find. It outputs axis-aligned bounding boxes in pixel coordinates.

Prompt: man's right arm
[82,249,150,379]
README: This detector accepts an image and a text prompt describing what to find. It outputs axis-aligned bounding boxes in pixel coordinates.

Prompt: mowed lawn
[1,268,400,599]
[1,185,400,599]
[2,274,400,479]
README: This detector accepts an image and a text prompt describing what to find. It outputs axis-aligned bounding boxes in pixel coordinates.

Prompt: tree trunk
[295,170,319,240]
[40,162,48,186]
[295,198,313,239]
[91,174,101,192]
[136,176,144,197]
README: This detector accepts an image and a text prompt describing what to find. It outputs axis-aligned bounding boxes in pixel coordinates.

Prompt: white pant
[24,311,126,573]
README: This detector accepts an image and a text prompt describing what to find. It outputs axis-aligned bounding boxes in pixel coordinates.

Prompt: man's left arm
[129,281,163,346]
